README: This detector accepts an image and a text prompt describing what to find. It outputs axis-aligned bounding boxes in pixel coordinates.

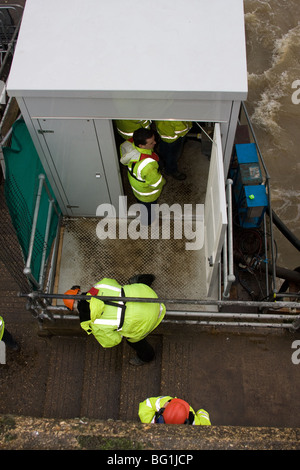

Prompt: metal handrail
[20,290,300,309]
[19,290,300,330]
[222,179,235,298]
[23,174,60,289]
[0,5,24,79]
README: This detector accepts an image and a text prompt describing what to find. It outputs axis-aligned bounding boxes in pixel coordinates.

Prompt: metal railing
[23,174,60,290]
[19,290,300,331]
[222,178,235,299]
[0,4,24,78]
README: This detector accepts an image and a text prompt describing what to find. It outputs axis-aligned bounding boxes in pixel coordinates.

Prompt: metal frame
[19,290,300,331]
[18,104,298,331]
[0,4,24,78]
[222,178,235,298]
[241,102,277,293]
[23,174,60,290]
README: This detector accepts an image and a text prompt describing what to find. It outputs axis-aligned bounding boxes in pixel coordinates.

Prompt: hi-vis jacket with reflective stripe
[115,120,151,140]
[120,141,165,203]
[0,316,4,341]
[155,121,192,143]
[138,396,211,425]
[80,278,166,348]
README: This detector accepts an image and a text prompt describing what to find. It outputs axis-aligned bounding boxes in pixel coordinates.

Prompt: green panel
[3,119,60,288]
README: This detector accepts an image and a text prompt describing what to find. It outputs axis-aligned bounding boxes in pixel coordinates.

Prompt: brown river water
[244,0,300,274]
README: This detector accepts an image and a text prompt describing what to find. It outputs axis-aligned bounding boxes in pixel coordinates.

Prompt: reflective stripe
[92,283,124,328]
[132,187,160,197]
[94,318,119,326]
[150,175,163,188]
[155,397,162,411]
[94,283,122,293]
[155,396,169,411]
[136,158,154,180]
[117,129,133,137]
[0,318,4,341]
[159,134,177,141]
[175,126,189,134]
[128,166,144,182]
[198,411,210,421]
[158,304,164,319]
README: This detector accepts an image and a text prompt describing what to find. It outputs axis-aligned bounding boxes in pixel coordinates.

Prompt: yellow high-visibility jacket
[138,396,211,425]
[0,316,4,341]
[120,141,165,203]
[115,120,151,140]
[155,121,192,143]
[80,278,166,348]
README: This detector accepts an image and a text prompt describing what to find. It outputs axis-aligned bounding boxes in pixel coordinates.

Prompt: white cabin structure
[6,0,248,300]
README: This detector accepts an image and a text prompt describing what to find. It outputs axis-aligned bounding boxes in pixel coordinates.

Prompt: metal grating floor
[56,217,207,304]
[54,138,213,305]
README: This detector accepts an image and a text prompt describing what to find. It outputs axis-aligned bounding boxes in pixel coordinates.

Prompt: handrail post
[23,173,59,290]
[223,179,235,299]
[39,198,54,287]
[23,174,45,288]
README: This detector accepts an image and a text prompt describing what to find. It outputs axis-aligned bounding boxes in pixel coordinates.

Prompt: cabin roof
[7,0,248,100]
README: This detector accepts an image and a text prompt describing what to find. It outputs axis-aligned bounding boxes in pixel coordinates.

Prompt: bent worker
[120,127,165,225]
[138,396,211,425]
[63,275,165,366]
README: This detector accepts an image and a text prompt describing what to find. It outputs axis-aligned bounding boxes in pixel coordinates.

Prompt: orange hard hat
[63,286,80,310]
[163,399,190,424]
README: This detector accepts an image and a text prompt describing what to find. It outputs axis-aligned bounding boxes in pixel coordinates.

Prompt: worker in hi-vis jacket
[138,396,211,425]
[63,274,165,366]
[155,120,192,180]
[115,119,151,140]
[120,127,165,225]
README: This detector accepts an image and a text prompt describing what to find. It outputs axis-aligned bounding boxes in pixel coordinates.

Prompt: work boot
[165,171,186,180]
[128,274,155,286]
[8,340,20,352]
[129,356,146,367]
[170,171,186,180]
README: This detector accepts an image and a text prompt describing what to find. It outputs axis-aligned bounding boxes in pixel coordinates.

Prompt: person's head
[63,285,80,310]
[133,128,156,150]
[155,398,191,424]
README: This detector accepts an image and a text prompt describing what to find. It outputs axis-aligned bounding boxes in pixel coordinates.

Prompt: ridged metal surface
[57,216,207,302]
[56,139,210,300]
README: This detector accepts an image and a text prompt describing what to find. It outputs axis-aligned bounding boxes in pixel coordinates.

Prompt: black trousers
[2,329,17,348]
[126,338,155,362]
[135,198,158,226]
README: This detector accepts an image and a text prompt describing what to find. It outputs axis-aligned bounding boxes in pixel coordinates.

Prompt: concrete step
[119,335,162,422]
[43,336,86,419]
[2,314,300,430]
[80,339,122,420]
[41,333,163,422]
